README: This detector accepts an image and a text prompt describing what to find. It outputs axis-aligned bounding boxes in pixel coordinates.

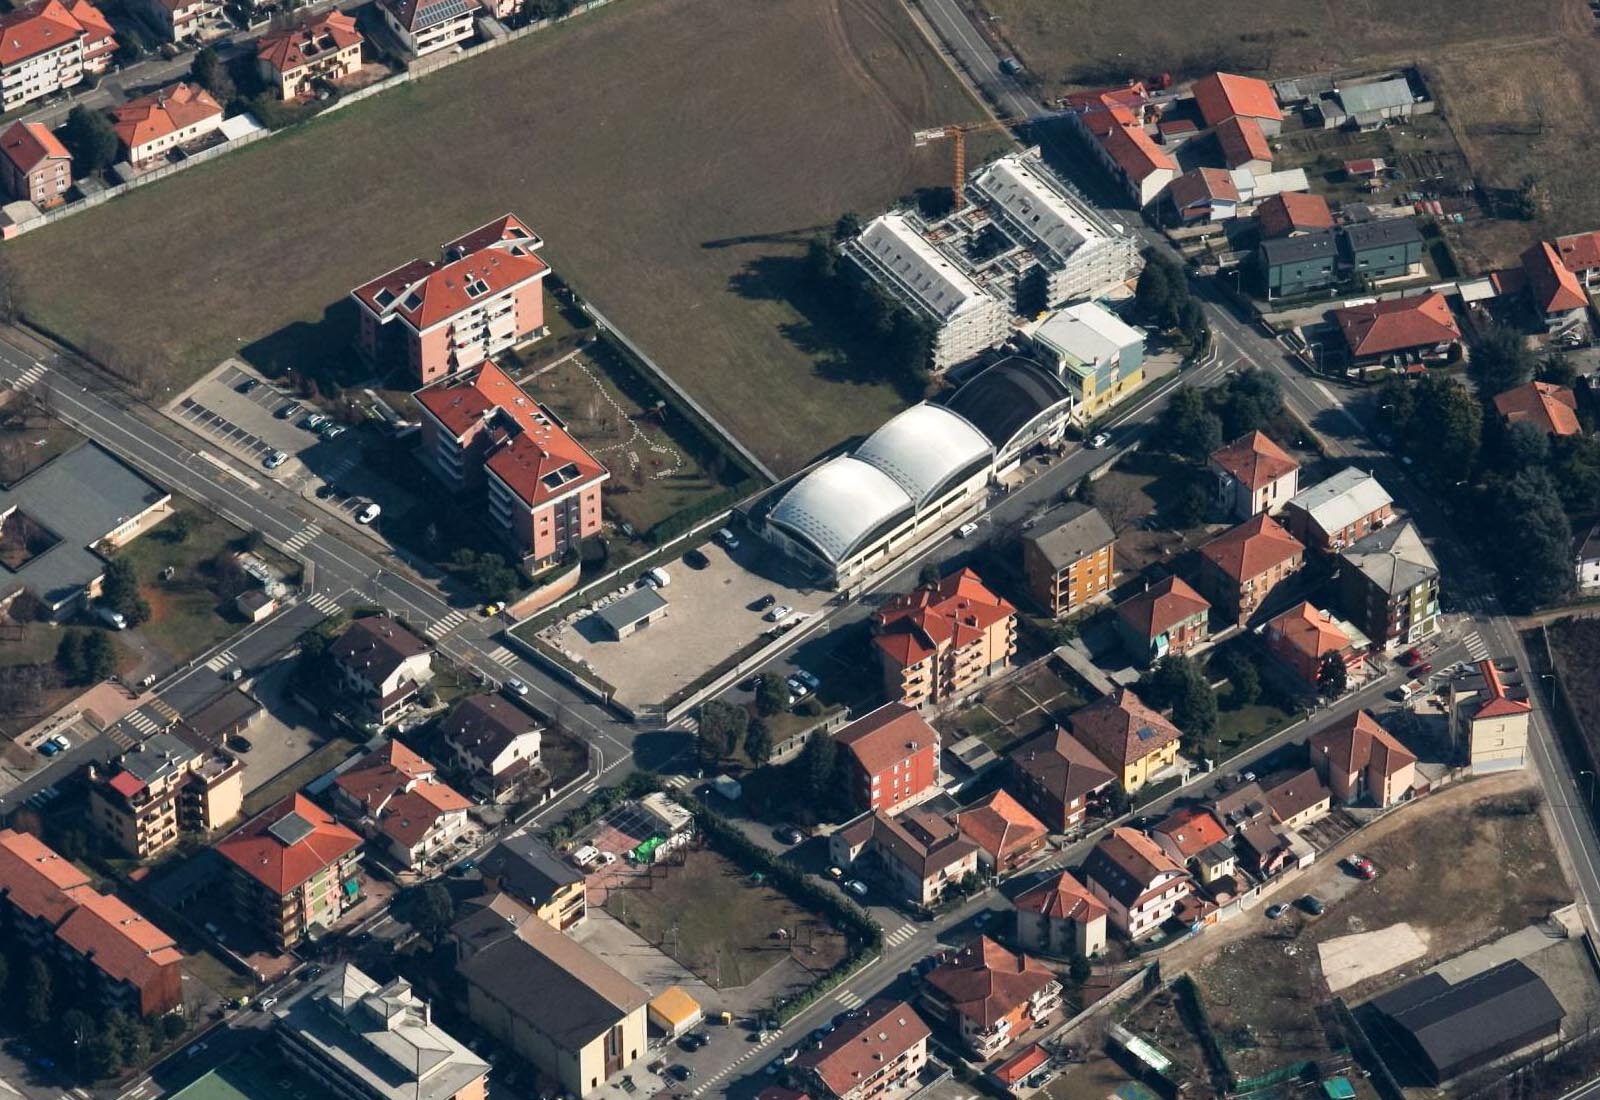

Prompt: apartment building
[1448,660,1532,774]
[1023,301,1147,421]
[0,830,183,1016]
[274,964,489,1100]
[414,360,607,564]
[479,834,586,930]
[1012,870,1107,959]
[1282,468,1393,553]
[1066,83,1177,207]
[1020,502,1115,616]
[353,214,549,385]
[256,11,363,99]
[873,568,1016,707]
[438,694,543,803]
[333,740,473,869]
[922,937,1062,1060]
[1263,601,1369,691]
[110,81,223,167]
[1338,518,1440,649]
[0,0,95,112]
[0,120,71,207]
[329,616,434,728]
[138,0,220,41]
[216,794,363,950]
[1081,826,1194,940]
[833,703,940,815]
[1198,513,1306,626]
[88,732,243,859]
[1209,431,1299,520]
[828,809,979,908]
[1114,576,1212,667]
[379,0,477,57]
[1006,727,1114,833]
[794,1000,930,1100]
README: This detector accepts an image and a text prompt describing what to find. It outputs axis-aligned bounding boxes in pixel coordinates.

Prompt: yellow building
[1449,660,1532,773]
[647,987,702,1038]
[1068,687,1182,793]
[1026,301,1147,422]
[89,732,244,859]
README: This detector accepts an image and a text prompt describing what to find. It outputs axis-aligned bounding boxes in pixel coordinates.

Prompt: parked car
[844,879,868,898]
[356,502,382,525]
[765,604,793,623]
[37,740,59,758]
[775,826,805,846]
[956,521,980,538]
[300,414,328,431]
[1298,895,1326,916]
[322,423,347,440]
[275,402,301,420]
[263,450,289,470]
[785,676,811,699]
[793,669,820,691]
[236,378,259,394]
[716,527,741,550]
[678,1032,709,1052]
[684,548,710,569]
[1345,856,1378,880]
[482,603,503,617]
[96,605,127,630]
[753,594,776,612]
[227,735,253,753]
[1410,662,1433,678]
[50,734,70,752]
[1399,647,1422,666]
[1265,903,1289,920]
[669,1065,693,1082]
[1088,431,1111,448]
[255,997,277,1011]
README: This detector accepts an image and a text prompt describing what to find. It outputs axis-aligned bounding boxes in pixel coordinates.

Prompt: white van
[644,567,671,588]
[570,844,601,868]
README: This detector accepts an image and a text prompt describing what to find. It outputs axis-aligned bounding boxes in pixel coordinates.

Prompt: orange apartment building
[0,120,70,207]
[414,359,607,564]
[88,732,244,859]
[353,214,549,386]
[216,794,363,951]
[794,999,930,1100]
[873,568,1016,708]
[0,0,117,113]
[1198,513,1305,626]
[922,937,1062,1060]
[255,10,363,99]
[0,829,183,1016]
[1020,502,1116,617]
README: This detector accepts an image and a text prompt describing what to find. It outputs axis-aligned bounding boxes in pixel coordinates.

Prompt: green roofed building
[168,1052,338,1100]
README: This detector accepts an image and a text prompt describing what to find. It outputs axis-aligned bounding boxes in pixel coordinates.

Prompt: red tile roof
[216,794,362,895]
[1557,230,1600,275]
[1013,870,1107,924]
[794,1000,929,1098]
[1334,291,1461,358]
[924,936,1056,1028]
[1081,826,1188,908]
[835,703,937,779]
[1200,513,1304,582]
[110,82,221,153]
[1309,710,1415,777]
[1097,117,1177,181]
[1210,430,1298,492]
[873,568,1014,669]
[1151,806,1228,858]
[0,828,91,925]
[1256,191,1334,239]
[1215,115,1271,168]
[1266,601,1356,664]
[335,739,436,813]
[0,0,84,67]
[1521,241,1588,315]
[0,121,69,175]
[352,214,547,332]
[1116,575,1211,640]
[954,789,1047,863]
[1168,167,1239,210]
[1472,660,1533,720]
[107,770,146,799]
[256,10,361,74]
[993,1044,1049,1086]
[1494,381,1581,437]
[1068,687,1181,769]
[65,0,112,49]
[53,891,182,994]
[1064,82,1148,112]
[1192,72,1281,128]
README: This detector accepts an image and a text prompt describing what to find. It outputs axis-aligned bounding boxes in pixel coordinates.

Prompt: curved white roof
[854,404,993,508]
[768,456,913,565]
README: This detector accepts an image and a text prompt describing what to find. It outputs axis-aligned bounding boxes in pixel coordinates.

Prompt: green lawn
[5,0,990,475]
[605,847,847,988]
[1214,694,1299,750]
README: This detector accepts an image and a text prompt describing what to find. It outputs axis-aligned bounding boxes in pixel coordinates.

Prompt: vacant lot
[1549,617,1600,773]
[978,0,1572,94]
[604,847,848,988]
[1188,776,1569,1080]
[936,658,1088,753]
[7,0,989,476]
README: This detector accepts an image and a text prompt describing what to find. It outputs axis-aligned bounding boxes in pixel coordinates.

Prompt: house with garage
[1166,167,1239,225]
[1332,291,1461,367]
[1263,601,1369,691]
[1081,827,1194,940]
[1494,381,1582,438]
[1256,192,1333,240]
[438,694,542,803]
[1006,727,1116,833]
[329,616,434,729]
[1308,709,1416,807]
[829,808,979,909]
[333,740,473,870]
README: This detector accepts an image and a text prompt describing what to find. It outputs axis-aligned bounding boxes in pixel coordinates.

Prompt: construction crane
[913,117,1029,210]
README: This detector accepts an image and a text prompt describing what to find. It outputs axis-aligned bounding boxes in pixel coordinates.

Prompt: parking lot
[537,538,831,709]
[170,360,353,475]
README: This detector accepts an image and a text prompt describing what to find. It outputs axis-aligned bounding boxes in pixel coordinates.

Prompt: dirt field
[1549,617,1600,772]
[5,0,990,477]
[977,0,1573,93]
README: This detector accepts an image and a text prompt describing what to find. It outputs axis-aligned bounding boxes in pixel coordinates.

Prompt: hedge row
[544,771,662,846]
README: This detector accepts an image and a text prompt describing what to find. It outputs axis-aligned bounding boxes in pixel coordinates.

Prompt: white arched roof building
[764,404,997,586]
[854,404,994,507]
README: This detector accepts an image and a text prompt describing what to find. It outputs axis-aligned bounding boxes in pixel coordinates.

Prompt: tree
[22,956,50,1028]
[1179,298,1209,349]
[744,719,773,766]
[191,46,235,104]
[84,1033,121,1080]
[798,730,840,807]
[415,882,455,941]
[100,556,150,625]
[1134,257,1175,327]
[696,700,748,763]
[55,630,85,683]
[1495,468,1576,611]
[1317,652,1349,698]
[164,510,193,543]
[1469,325,1535,397]
[1147,654,1217,747]
[1222,650,1261,706]
[1210,369,1282,440]
[833,212,863,242]
[1069,954,1092,983]
[1411,375,1481,486]
[60,106,119,174]
[755,674,789,718]
[1538,354,1579,388]
[0,249,22,325]
[1159,387,1222,463]
[918,562,942,588]
[1551,434,1600,517]
[1169,474,1211,529]
[1086,476,1141,535]
[1500,420,1551,473]
[81,630,117,683]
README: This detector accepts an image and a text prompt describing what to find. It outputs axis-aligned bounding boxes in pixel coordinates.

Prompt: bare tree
[1087,477,1142,535]
[0,251,24,326]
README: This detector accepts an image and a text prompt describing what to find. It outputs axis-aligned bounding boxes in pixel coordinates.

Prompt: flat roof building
[1025,301,1146,422]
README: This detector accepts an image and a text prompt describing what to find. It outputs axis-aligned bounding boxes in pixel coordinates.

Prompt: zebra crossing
[883,922,917,948]
[8,362,47,391]
[426,609,468,640]
[485,645,518,669]
[833,988,864,1010]
[307,590,344,615]
[120,701,176,740]
[1464,631,1490,661]
[689,1028,787,1097]
[663,774,693,790]
[204,649,236,672]
[282,524,321,554]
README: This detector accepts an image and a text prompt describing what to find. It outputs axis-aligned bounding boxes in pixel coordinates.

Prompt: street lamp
[1579,769,1596,811]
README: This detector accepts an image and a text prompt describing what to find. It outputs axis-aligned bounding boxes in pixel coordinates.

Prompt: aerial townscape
[6,2,1600,1100]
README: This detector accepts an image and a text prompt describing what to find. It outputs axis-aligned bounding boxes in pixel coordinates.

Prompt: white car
[504,679,529,697]
[1088,432,1111,449]
[764,604,793,623]
[845,879,868,898]
[956,521,980,538]
[263,450,289,469]
[356,502,381,525]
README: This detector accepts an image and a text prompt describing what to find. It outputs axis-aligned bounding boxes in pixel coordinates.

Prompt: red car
[1410,662,1433,678]
[1399,647,1422,666]
[1346,856,1378,880]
